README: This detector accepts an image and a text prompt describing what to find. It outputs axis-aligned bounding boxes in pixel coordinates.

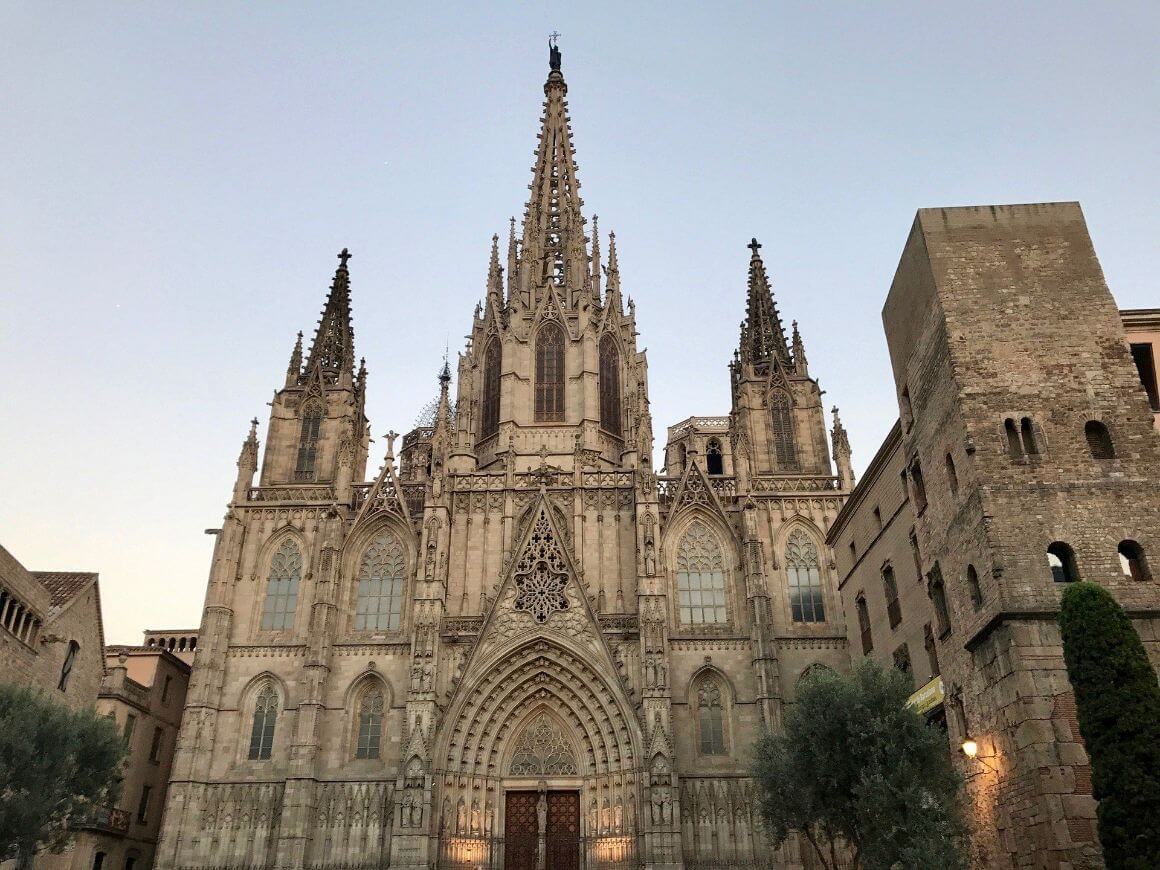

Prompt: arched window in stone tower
[599,334,622,437]
[248,683,278,760]
[260,539,301,631]
[535,323,565,422]
[355,686,384,759]
[770,391,797,469]
[786,530,825,623]
[480,338,501,440]
[676,521,727,625]
[355,531,407,631]
[295,402,324,481]
[694,676,727,755]
[706,438,724,475]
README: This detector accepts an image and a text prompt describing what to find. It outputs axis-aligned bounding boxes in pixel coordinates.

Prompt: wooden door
[545,790,580,870]
[504,791,538,870]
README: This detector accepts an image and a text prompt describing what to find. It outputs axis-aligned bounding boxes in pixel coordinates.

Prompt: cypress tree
[1059,581,1160,869]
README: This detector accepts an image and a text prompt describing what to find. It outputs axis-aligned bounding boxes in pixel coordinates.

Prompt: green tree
[753,659,967,869]
[1059,581,1160,869]
[0,682,124,863]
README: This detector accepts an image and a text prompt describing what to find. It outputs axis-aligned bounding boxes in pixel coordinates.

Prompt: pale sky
[2,3,1157,644]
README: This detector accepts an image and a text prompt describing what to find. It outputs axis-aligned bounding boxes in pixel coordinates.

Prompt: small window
[161,675,172,704]
[909,528,922,581]
[856,595,872,655]
[1130,343,1159,410]
[136,785,152,823]
[873,506,882,531]
[124,857,137,870]
[149,727,163,763]
[58,640,79,692]
[1084,421,1115,460]
[928,563,952,638]
[883,565,901,629]
[1005,418,1022,458]
[923,623,940,678]
[1047,542,1079,583]
[1118,540,1151,582]
[1020,417,1038,455]
[93,853,106,870]
[900,386,913,431]
[892,643,912,675]
[966,564,983,610]
[908,458,927,513]
[248,685,278,760]
[945,453,959,497]
[123,714,137,746]
[705,438,723,475]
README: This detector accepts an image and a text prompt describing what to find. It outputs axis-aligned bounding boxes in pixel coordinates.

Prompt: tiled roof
[32,571,97,609]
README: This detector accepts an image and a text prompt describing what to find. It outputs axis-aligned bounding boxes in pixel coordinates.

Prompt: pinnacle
[303,248,356,380]
[741,237,791,370]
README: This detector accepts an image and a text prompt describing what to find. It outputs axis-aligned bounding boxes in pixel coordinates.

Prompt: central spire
[517,36,590,307]
[740,238,791,371]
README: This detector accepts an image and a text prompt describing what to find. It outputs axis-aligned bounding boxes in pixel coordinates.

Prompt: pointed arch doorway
[502,711,581,870]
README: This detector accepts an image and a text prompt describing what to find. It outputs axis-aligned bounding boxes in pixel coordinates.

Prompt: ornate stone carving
[508,712,578,776]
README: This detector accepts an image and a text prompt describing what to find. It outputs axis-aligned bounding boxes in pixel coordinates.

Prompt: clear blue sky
[2,3,1156,643]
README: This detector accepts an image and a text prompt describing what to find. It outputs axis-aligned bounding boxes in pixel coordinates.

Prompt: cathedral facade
[156,47,854,870]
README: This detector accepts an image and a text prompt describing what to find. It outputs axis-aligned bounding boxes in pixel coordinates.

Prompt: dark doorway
[504,791,538,870]
[545,790,580,870]
[503,789,580,870]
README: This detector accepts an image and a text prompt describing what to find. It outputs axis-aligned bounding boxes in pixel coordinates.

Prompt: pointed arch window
[480,338,501,440]
[787,530,825,623]
[509,712,578,776]
[535,323,565,422]
[676,522,727,625]
[355,531,407,631]
[295,403,324,481]
[599,334,622,437]
[770,392,797,469]
[355,687,384,759]
[248,684,277,760]
[260,540,301,631]
[705,438,724,476]
[695,678,727,755]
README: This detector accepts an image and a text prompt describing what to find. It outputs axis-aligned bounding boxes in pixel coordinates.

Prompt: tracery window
[355,688,384,759]
[260,540,301,631]
[513,509,569,623]
[770,392,797,469]
[787,530,825,623]
[599,334,622,437]
[355,531,407,631]
[534,323,565,422]
[696,679,727,755]
[480,339,501,440]
[295,403,324,481]
[509,712,578,776]
[705,438,723,475]
[248,684,277,760]
[676,522,727,625]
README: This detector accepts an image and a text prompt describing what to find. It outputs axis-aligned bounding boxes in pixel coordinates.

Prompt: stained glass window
[676,522,727,625]
[697,680,726,755]
[787,530,824,623]
[355,531,407,631]
[535,324,565,422]
[599,334,622,436]
[260,540,301,631]
[481,339,501,439]
[248,684,277,760]
[355,688,384,759]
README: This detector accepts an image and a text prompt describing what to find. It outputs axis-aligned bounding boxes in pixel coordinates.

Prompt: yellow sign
[907,676,944,715]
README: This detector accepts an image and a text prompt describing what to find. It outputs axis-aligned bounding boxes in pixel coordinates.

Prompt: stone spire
[831,406,855,490]
[517,37,589,307]
[233,417,260,501]
[792,320,809,376]
[485,233,504,315]
[285,330,303,387]
[739,239,791,370]
[605,230,622,313]
[590,214,602,303]
[506,216,518,305]
[304,248,356,384]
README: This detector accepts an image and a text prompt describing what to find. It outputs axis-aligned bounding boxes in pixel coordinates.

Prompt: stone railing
[667,415,730,437]
[246,485,335,503]
[750,475,839,493]
[655,475,737,508]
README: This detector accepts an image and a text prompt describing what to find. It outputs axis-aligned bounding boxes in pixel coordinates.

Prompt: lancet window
[480,339,501,440]
[355,687,384,759]
[535,323,565,422]
[676,522,727,625]
[696,678,727,755]
[260,540,301,631]
[355,531,407,631]
[295,402,324,481]
[786,530,825,623]
[599,334,622,436]
[248,684,277,760]
[770,392,797,469]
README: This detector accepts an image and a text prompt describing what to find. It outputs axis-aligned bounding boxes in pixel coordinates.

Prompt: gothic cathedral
[157,45,855,870]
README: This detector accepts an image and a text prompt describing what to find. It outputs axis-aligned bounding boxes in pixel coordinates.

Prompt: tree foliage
[0,682,124,861]
[752,659,967,869]
[1059,582,1160,869]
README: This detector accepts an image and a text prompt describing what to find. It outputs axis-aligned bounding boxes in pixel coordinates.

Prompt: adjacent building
[831,203,1160,868]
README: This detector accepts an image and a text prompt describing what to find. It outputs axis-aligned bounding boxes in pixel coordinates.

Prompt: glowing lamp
[960,738,979,759]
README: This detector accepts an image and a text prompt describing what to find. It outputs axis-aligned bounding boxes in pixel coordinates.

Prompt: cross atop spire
[739,237,791,371]
[549,32,562,71]
[303,247,356,382]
